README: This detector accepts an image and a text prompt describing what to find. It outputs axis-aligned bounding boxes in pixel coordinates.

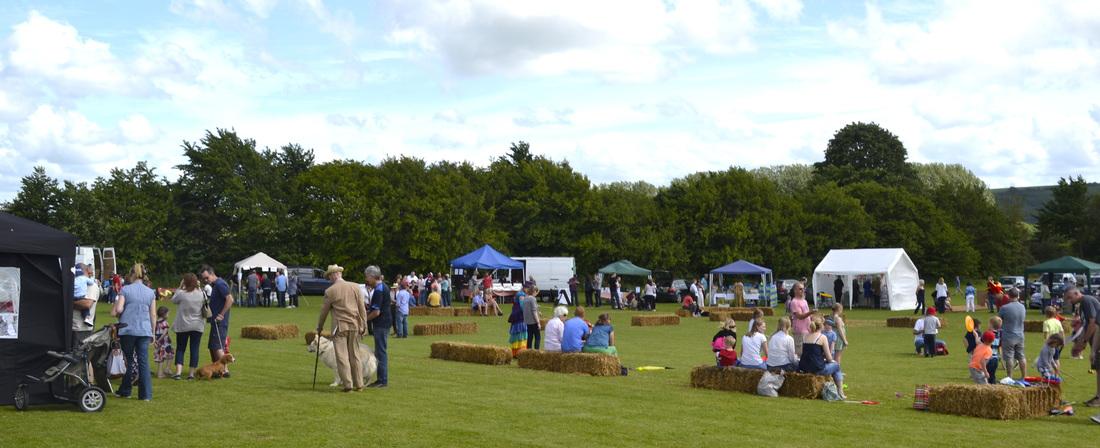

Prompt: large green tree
[7,166,61,226]
[815,122,916,187]
[1036,175,1091,255]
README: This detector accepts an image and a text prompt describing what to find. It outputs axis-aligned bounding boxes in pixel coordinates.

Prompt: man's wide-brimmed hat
[324,264,344,278]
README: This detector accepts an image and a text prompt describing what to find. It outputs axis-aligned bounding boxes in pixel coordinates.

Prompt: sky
[1,0,1099,201]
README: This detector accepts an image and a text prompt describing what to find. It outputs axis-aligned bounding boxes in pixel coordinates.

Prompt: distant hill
[992,183,1100,223]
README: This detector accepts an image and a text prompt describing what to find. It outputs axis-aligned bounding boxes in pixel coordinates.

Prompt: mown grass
[3,298,1097,447]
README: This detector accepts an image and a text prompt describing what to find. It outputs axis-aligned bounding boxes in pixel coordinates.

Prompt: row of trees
[3,123,1061,282]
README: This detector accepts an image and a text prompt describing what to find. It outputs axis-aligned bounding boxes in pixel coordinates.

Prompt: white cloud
[6,11,132,95]
[300,0,359,44]
[119,115,157,143]
[170,0,236,20]
[383,0,779,81]
[750,0,803,21]
[241,0,279,18]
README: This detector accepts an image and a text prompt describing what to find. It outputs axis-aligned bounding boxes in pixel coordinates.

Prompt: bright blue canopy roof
[450,244,524,270]
[710,259,772,275]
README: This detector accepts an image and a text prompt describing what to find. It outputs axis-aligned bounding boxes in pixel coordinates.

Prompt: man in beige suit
[315,264,368,392]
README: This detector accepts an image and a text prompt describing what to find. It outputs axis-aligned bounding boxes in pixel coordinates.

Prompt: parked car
[651,270,690,303]
[999,276,1025,290]
[287,266,332,295]
[777,279,799,302]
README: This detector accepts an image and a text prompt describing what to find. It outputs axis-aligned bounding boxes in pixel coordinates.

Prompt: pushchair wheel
[79,386,106,412]
[13,385,28,411]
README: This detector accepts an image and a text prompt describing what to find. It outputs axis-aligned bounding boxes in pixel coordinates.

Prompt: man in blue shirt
[561,307,591,353]
[276,269,288,308]
[365,266,391,387]
[201,265,235,377]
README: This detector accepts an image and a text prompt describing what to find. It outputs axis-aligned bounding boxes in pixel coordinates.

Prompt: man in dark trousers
[833,277,844,304]
[364,266,390,388]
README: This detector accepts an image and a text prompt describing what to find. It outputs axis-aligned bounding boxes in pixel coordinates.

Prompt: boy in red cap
[970,330,996,384]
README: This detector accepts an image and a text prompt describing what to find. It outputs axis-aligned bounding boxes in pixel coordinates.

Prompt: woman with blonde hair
[711,318,737,353]
[935,277,949,314]
[798,316,845,399]
[112,263,156,400]
[766,316,799,372]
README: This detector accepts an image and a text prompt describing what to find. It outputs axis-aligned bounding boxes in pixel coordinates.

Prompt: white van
[513,257,576,300]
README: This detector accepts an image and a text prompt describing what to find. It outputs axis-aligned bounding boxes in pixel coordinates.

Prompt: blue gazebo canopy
[450,244,523,270]
[710,259,772,275]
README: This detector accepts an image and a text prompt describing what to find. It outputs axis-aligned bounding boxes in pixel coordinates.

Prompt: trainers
[1086,397,1100,408]
[171,374,181,380]
[1091,414,1100,424]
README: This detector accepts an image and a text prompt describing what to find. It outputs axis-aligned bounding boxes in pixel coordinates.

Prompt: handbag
[757,370,785,397]
[107,345,127,379]
[201,289,213,319]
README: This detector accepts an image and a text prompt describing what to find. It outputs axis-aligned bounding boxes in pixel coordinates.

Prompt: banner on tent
[0,267,20,339]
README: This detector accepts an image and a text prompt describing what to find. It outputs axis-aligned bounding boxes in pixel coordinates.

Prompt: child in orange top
[969,330,995,384]
[717,336,738,367]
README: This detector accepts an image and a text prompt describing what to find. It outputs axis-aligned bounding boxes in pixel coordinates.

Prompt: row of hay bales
[690,366,829,400]
[701,306,775,316]
[1022,320,1072,333]
[631,314,680,326]
[407,307,480,317]
[240,324,299,340]
[430,341,512,365]
[413,321,478,336]
[516,350,621,376]
[926,384,1060,420]
[886,316,949,328]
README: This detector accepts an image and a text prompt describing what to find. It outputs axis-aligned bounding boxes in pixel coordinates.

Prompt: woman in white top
[934,277,949,313]
[766,316,799,371]
[738,319,768,369]
[542,306,569,352]
[643,279,658,311]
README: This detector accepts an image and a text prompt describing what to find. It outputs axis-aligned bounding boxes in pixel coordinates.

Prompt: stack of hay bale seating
[452,308,475,317]
[517,350,621,376]
[631,314,680,326]
[430,341,512,365]
[690,366,829,399]
[240,324,299,340]
[675,308,692,317]
[925,384,1060,419]
[1023,320,1071,333]
[409,307,455,317]
[413,321,478,336]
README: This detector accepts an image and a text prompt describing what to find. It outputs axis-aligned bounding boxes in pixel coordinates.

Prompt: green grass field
[4,298,1098,446]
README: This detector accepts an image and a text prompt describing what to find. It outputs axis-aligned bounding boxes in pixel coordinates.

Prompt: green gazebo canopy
[598,260,652,276]
[1024,256,1100,274]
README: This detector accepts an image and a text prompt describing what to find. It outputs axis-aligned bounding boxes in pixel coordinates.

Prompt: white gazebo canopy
[233,252,287,276]
[811,248,919,311]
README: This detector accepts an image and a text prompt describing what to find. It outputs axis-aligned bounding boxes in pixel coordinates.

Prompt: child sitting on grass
[717,336,738,367]
[1035,333,1064,380]
[969,330,995,384]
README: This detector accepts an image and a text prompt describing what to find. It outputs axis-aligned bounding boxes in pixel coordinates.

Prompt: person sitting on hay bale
[682,294,700,316]
[717,336,737,367]
[767,316,799,372]
[472,290,487,316]
[582,313,617,356]
[798,316,845,400]
[543,306,569,352]
[711,319,737,355]
[561,307,591,353]
[738,319,767,370]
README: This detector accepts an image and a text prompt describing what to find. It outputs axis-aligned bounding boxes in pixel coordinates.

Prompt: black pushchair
[13,323,124,412]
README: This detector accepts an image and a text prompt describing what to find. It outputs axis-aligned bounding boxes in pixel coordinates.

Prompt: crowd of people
[242,269,299,308]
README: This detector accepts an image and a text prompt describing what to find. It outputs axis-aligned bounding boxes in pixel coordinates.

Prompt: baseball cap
[981,331,995,344]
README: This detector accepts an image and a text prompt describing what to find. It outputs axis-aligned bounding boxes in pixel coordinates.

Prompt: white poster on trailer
[0,267,19,339]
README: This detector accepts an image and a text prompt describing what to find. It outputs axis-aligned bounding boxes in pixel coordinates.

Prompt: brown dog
[195,353,235,379]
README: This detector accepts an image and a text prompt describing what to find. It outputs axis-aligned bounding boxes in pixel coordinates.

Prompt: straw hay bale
[412,321,479,336]
[709,311,753,321]
[675,309,692,317]
[452,308,475,317]
[409,307,455,317]
[778,372,830,399]
[690,366,830,399]
[690,366,763,393]
[304,330,333,345]
[887,317,947,328]
[927,384,1060,420]
[722,307,774,316]
[240,324,299,340]
[1024,320,1070,333]
[516,350,620,376]
[631,314,681,326]
[430,341,512,365]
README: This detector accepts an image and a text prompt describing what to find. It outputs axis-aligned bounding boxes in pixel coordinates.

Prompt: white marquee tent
[811,248,919,311]
[233,252,287,298]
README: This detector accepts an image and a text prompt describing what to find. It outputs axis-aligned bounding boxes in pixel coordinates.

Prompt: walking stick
[311,331,321,390]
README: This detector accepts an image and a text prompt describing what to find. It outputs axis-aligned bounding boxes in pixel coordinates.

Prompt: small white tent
[811,248,919,311]
[234,252,287,276]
